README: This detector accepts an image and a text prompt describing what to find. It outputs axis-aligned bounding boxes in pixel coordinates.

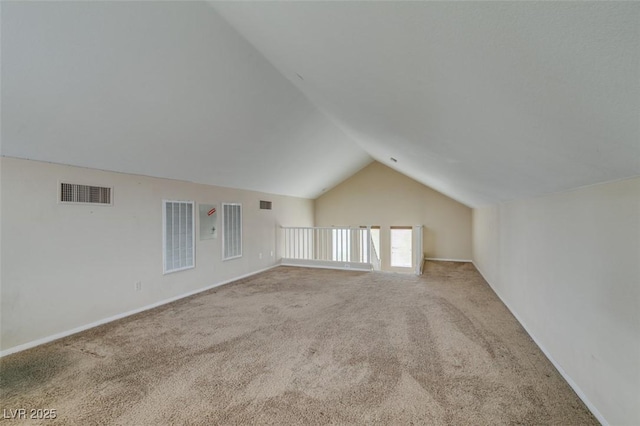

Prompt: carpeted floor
[1,262,597,425]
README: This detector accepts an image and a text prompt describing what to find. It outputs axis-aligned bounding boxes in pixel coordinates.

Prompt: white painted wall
[0,157,314,353]
[472,177,640,426]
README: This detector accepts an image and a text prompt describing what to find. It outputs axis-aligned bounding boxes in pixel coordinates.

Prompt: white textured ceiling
[3,2,639,207]
[213,1,640,206]
[0,1,371,199]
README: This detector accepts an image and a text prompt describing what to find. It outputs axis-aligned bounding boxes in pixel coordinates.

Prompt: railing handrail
[281,226,372,267]
[281,225,422,275]
[370,234,381,271]
[280,226,371,230]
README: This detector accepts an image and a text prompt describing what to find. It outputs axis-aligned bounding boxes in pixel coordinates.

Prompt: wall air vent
[60,182,112,205]
[259,200,272,210]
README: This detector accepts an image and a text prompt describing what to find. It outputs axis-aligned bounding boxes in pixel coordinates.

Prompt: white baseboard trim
[0,265,279,358]
[471,261,608,426]
[425,257,472,263]
[280,259,371,272]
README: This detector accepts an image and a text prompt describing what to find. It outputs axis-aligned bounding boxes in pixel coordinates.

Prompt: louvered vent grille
[61,183,112,205]
[164,200,194,273]
[260,200,272,210]
[223,203,242,260]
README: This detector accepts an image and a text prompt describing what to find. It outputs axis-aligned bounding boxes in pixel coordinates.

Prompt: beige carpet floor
[1,262,597,425]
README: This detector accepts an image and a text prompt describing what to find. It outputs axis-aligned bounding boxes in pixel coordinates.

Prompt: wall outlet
[270,251,274,257]
[259,253,263,259]
[135,281,142,292]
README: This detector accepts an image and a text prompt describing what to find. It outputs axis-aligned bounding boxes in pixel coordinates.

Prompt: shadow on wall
[423,227,436,258]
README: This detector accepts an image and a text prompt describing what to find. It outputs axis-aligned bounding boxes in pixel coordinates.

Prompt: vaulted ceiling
[2,1,639,207]
[1,1,371,199]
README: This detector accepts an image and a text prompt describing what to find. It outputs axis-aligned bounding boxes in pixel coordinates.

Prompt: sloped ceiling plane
[2,1,639,207]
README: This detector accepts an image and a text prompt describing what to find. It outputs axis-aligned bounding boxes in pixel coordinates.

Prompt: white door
[390,227,412,268]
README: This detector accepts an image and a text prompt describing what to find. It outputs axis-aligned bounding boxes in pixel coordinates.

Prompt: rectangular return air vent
[60,182,112,205]
[259,200,272,210]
